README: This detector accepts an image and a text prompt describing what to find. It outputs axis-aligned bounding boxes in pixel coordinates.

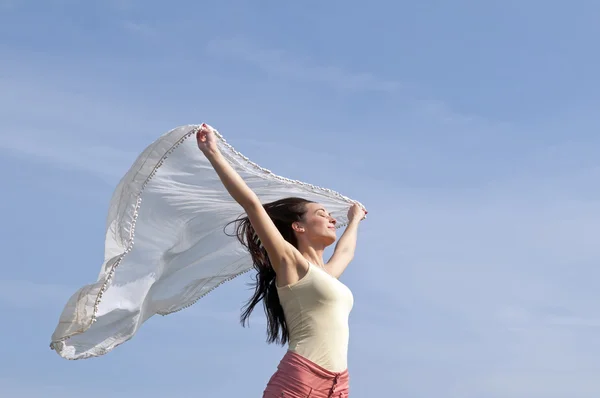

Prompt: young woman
[197,124,366,398]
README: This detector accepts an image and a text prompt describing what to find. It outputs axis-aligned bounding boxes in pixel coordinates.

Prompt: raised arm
[326,204,367,278]
[197,125,297,271]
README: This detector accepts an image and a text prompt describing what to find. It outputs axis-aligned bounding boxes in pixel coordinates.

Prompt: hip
[263,350,349,398]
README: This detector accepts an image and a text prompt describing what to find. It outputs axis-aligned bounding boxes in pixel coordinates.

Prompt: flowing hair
[225,197,313,345]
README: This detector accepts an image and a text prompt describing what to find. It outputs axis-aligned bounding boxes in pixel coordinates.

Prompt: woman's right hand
[196,123,219,154]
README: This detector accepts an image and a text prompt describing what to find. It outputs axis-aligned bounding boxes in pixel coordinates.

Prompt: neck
[297,241,326,268]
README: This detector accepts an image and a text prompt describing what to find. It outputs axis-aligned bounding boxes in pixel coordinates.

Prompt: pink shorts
[263,350,350,398]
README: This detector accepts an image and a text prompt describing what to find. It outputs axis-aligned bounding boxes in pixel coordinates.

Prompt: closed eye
[316,208,334,220]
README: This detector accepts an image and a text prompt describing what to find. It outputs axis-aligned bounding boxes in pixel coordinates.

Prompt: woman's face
[298,202,337,246]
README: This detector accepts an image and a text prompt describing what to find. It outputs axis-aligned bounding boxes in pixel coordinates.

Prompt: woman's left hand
[348,203,367,222]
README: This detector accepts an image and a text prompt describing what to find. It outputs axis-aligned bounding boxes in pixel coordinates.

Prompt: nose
[329,216,337,225]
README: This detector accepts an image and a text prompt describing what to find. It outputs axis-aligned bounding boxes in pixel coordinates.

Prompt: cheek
[319,218,330,227]
[307,217,328,231]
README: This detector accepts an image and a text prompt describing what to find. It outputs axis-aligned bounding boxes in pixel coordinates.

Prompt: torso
[276,263,354,372]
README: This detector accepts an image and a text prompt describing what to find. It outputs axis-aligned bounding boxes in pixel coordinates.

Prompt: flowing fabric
[50,124,363,360]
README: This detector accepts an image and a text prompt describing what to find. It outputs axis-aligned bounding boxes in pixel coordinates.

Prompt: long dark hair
[225,197,313,345]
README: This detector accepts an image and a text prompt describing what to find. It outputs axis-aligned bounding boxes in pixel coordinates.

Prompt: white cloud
[122,20,155,37]
[2,19,600,397]
[0,377,188,398]
[340,150,600,396]
[206,37,400,92]
[0,0,18,10]
[107,0,136,12]
[0,280,73,310]
[0,133,137,183]
[0,71,158,184]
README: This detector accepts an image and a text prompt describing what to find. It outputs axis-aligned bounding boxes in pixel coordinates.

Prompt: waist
[287,313,350,371]
[288,335,349,372]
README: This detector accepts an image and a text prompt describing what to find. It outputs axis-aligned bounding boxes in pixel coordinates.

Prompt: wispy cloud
[2,3,600,397]
[0,0,15,10]
[0,69,159,183]
[0,377,189,398]
[206,37,400,93]
[106,0,136,12]
[342,155,600,396]
[0,133,137,183]
[122,20,155,38]
[0,280,73,310]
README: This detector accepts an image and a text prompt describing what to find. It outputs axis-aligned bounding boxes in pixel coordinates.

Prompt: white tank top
[276,262,354,372]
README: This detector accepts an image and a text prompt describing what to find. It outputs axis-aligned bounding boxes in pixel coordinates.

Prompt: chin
[323,232,337,246]
[323,239,336,248]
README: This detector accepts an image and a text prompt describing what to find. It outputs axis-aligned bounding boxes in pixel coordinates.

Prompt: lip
[327,226,336,230]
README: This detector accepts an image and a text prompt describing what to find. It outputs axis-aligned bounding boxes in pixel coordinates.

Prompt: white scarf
[50,124,363,360]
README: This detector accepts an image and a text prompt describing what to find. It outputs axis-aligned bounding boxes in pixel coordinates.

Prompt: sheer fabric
[50,124,363,360]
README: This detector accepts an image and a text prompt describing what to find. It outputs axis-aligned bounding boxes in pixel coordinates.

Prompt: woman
[197,124,366,397]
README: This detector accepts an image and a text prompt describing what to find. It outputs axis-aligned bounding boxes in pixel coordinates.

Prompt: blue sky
[1,0,600,397]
